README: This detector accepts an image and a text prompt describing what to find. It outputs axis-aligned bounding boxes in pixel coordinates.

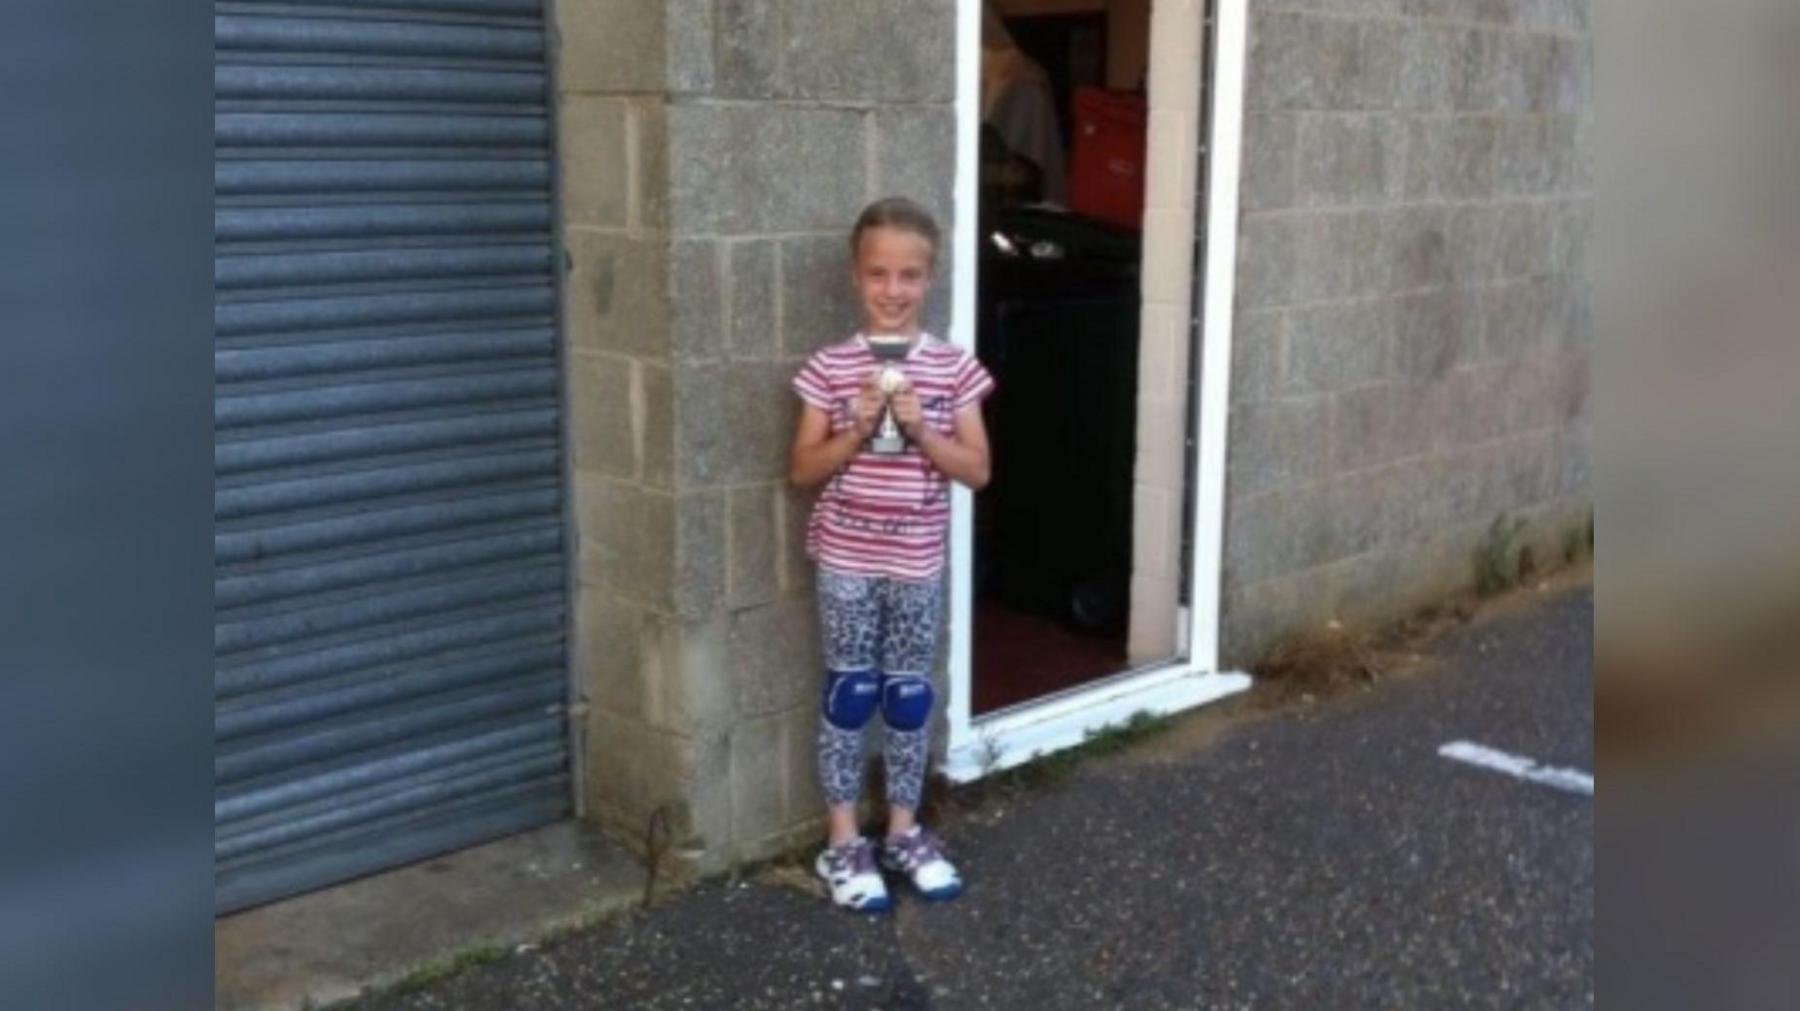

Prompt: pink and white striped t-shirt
[792,333,996,582]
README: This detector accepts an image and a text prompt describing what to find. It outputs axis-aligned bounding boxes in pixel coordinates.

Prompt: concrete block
[674,490,726,619]
[1283,298,1390,393]
[1366,454,1451,544]
[1430,368,1510,450]
[1385,204,1452,290]
[1147,22,1202,114]
[1495,117,1555,197]
[874,107,956,225]
[669,612,735,735]
[1332,382,1436,474]
[1127,571,1182,666]
[1353,22,1407,110]
[669,104,867,235]
[1488,201,1551,281]
[726,240,779,359]
[576,587,650,722]
[1401,118,1447,201]
[1397,25,1458,112]
[727,484,780,609]
[1131,483,1178,584]
[1544,277,1593,353]
[585,709,690,828]
[1449,28,1506,113]
[1134,397,1188,495]
[671,238,724,361]
[639,362,676,490]
[1321,465,1406,559]
[1144,107,1197,215]
[575,474,674,611]
[1230,308,1284,404]
[1445,116,1502,198]
[1293,211,1389,302]
[1222,482,1338,586]
[1393,287,1479,381]
[778,234,862,355]
[1389,203,1495,290]
[1141,206,1196,304]
[569,351,635,479]
[1135,300,1191,406]
[1549,198,1593,278]
[1295,113,1404,207]
[1480,280,1551,361]
[685,725,733,852]
[784,0,955,103]
[1251,15,1395,112]
[666,0,716,94]
[731,596,819,717]
[633,99,672,233]
[1219,568,1326,670]
[676,360,796,487]
[1551,415,1591,497]
[557,97,630,228]
[556,0,666,95]
[1233,213,1299,310]
[1241,112,1299,212]
[714,0,784,99]
[1226,394,1335,499]
[1400,0,1531,24]
[1549,35,1593,115]
[729,713,792,843]
[1246,12,1317,111]
[564,229,670,357]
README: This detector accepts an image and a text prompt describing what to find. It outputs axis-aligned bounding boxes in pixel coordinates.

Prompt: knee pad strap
[881,674,935,731]
[822,669,881,730]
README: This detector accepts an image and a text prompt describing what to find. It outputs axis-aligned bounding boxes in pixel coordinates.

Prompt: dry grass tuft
[1251,619,1382,699]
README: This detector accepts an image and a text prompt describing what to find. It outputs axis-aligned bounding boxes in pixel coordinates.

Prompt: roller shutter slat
[216,158,548,196]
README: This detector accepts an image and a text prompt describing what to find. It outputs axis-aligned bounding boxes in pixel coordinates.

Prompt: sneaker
[879,826,963,901]
[814,837,891,913]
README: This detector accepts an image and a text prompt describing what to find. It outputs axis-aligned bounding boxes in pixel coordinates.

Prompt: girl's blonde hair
[849,197,941,266]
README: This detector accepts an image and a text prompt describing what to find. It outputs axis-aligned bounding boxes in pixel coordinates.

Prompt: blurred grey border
[1598,0,1800,1007]
[0,2,214,1009]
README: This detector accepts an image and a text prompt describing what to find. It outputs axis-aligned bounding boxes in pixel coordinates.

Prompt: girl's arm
[897,396,991,491]
[789,381,883,487]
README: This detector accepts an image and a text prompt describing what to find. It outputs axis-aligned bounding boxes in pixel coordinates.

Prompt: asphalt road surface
[351,584,1593,1010]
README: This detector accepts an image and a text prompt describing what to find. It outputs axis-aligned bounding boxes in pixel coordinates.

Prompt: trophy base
[868,434,907,454]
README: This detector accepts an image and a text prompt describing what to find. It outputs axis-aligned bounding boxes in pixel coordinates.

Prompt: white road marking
[1438,740,1594,796]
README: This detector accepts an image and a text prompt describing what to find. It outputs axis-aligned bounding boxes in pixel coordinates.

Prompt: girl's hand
[891,388,925,438]
[851,378,885,438]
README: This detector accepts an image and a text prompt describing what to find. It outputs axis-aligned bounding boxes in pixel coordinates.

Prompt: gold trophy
[865,335,912,455]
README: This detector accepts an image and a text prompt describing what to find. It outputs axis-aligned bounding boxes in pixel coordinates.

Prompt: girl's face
[852,225,934,337]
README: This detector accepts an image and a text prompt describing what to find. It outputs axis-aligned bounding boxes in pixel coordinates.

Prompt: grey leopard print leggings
[816,568,944,812]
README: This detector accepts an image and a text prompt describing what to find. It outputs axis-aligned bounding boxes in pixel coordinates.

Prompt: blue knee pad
[881,674,935,731]
[822,669,881,730]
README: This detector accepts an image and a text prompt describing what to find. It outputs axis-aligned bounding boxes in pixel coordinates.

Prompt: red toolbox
[1068,87,1148,230]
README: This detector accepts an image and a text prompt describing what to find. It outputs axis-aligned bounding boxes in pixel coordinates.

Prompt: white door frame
[942,0,1252,781]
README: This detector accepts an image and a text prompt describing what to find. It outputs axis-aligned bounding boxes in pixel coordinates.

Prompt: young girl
[789,197,995,912]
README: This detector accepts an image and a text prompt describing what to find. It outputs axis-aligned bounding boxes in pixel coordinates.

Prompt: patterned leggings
[816,568,944,812]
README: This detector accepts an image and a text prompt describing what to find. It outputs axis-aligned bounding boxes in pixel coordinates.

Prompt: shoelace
[830,840,877,876]
[888,829,946,870]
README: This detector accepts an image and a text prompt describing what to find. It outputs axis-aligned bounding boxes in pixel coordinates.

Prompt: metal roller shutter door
[214,0,571,914]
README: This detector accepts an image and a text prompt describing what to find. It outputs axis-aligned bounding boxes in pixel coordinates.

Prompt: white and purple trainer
[879,826,963,901]
[815,836,892,913]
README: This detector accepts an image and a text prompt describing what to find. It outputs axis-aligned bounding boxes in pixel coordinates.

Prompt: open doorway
[972,0,1188,715]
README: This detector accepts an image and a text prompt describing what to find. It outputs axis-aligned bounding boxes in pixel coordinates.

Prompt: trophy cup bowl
[865,335,911,454]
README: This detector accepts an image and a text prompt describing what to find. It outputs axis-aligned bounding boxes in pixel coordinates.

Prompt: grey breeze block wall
[554,0,957,868]
[1219,0,1595,666]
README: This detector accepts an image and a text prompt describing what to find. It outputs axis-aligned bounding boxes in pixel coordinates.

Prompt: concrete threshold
[215,820,645,1011]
